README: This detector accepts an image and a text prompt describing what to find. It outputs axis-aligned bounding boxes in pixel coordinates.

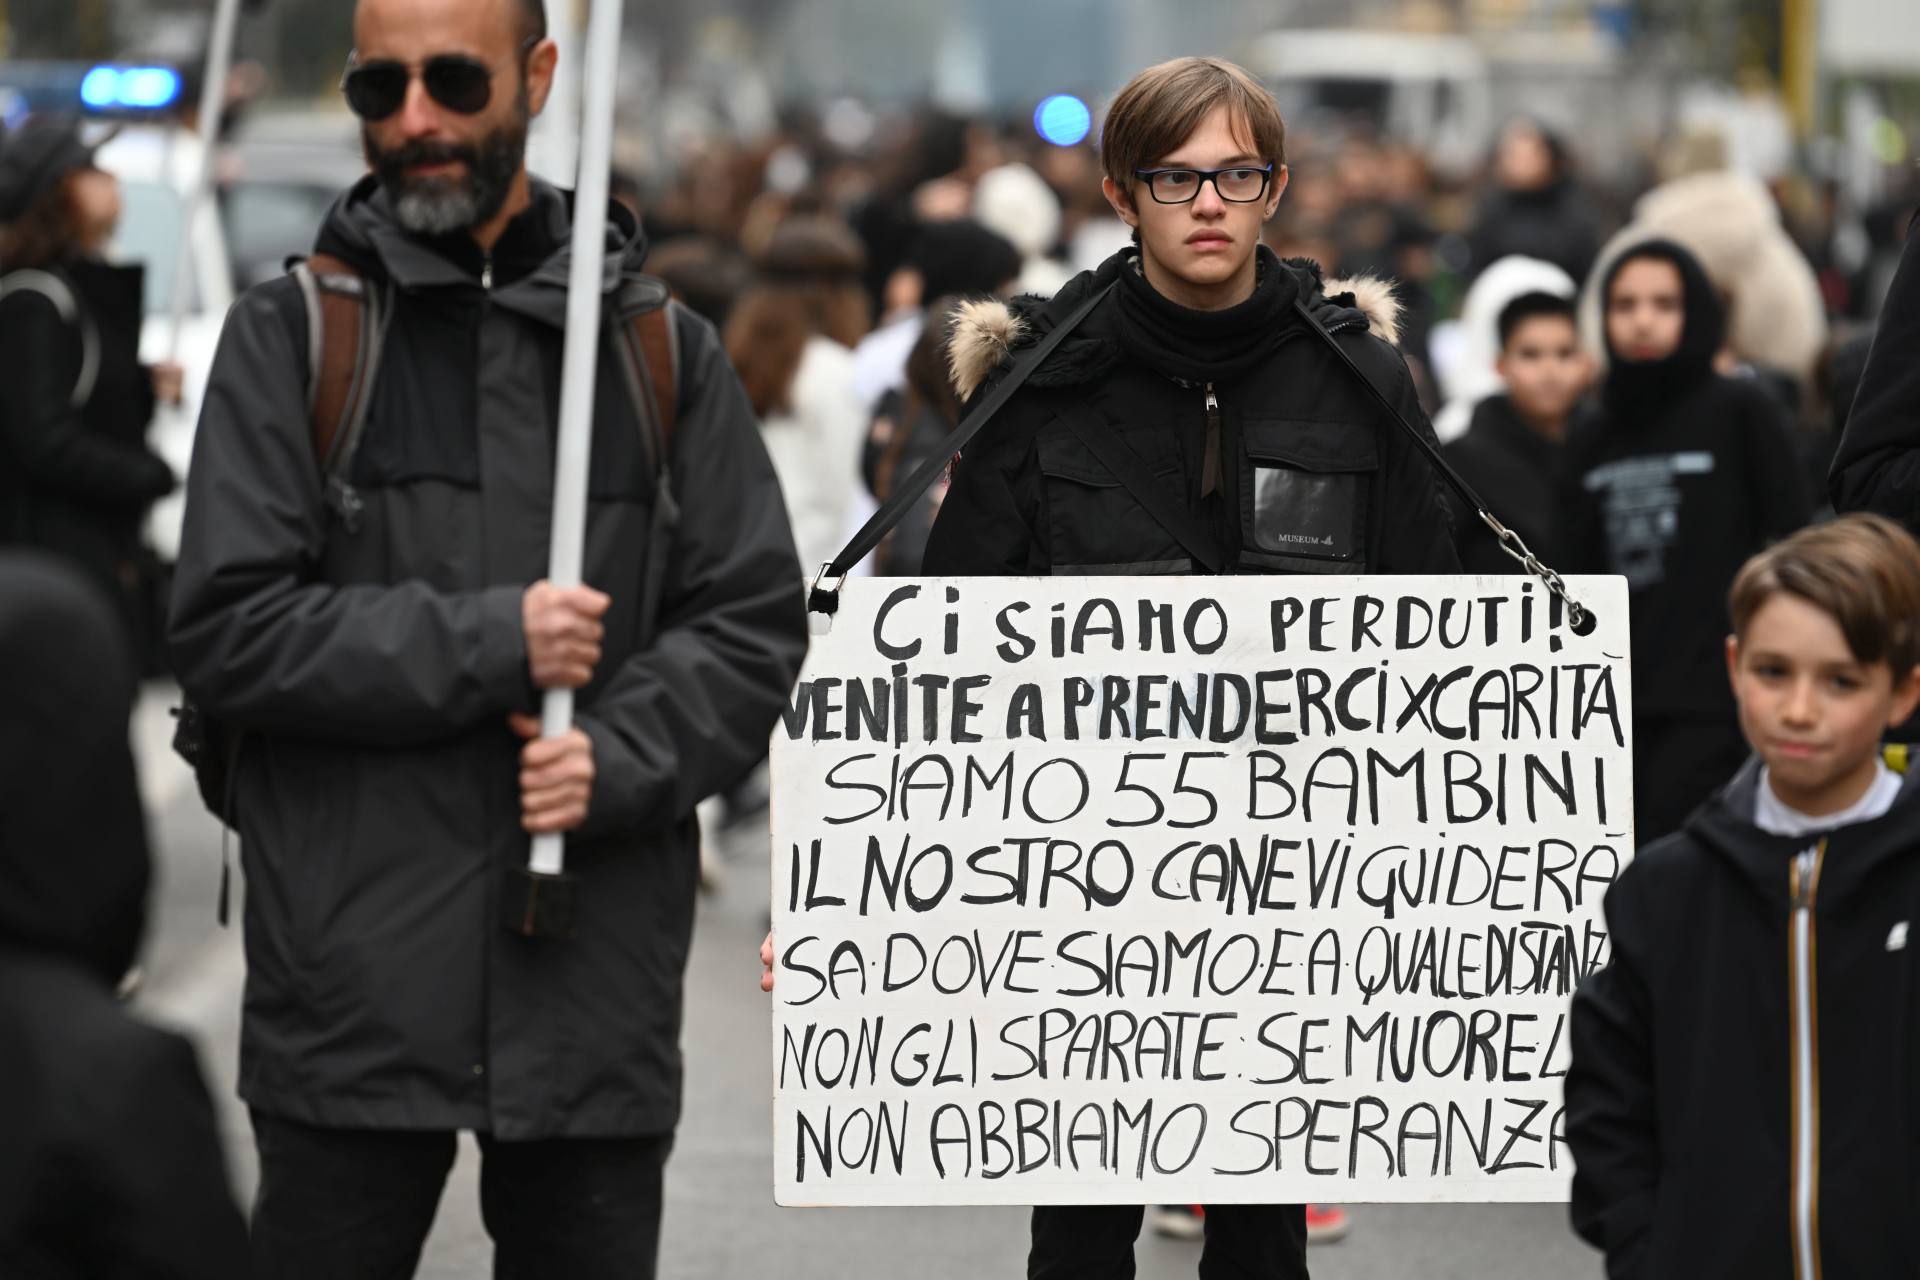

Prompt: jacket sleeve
[573,315,808,836]
[167,285,532,743]
[0,292,175,507]
[1565,865,1660,1280]
[1742,386,1815,539]
[1829,217,1920,528]
[921,434,1036,577]
[88,1027,249,1280]
[1370,340,1463,574]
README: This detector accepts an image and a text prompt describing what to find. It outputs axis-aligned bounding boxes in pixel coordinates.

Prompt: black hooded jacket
[1830,215,1920,530]
[1567,758,1920,1279]
[1556,240,1810,718]
[924,247,1459,577]
[0,259,175,599]
[168,177,807,1138]
[0,553,246,1278]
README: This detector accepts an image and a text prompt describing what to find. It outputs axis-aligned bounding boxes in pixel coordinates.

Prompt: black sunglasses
[341,37,536,122]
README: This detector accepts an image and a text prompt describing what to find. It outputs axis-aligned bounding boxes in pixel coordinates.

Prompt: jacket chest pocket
[1240,418,1376,574]
[1036,433,1191,576]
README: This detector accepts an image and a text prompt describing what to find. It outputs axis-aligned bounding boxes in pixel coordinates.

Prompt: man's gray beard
[391,181,485,236]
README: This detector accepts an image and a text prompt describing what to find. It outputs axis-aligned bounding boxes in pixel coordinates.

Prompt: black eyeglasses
[341,38,536,122]
[1133,164,1275,205]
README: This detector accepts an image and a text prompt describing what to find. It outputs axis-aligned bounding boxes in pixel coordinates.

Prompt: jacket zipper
[481,254,494,291]
[1789,838,1827,1280]
[1201,383,1222,498]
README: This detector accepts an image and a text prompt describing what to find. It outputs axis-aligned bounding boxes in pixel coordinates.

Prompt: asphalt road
[130,683,1602,1279]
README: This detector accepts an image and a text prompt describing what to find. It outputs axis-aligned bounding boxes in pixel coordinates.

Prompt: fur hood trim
[948,272,1402,402]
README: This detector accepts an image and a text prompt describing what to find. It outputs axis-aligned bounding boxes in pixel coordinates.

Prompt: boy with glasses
[925,55,1460,1279]
[168,0,807,1275]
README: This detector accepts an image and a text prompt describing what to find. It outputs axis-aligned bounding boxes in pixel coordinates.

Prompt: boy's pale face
[1496,314,1591,430]
[1726,594,1920,816]
[1101,104,1287,310]
[1605,256,1685,364]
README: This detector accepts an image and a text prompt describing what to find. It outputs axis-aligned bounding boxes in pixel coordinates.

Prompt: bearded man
[167,0,807,1274]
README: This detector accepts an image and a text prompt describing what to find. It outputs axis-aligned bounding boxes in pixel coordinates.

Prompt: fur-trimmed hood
[947,251,1403,402]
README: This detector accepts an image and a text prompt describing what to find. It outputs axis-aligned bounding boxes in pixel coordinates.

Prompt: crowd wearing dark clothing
[0,553,247,1279]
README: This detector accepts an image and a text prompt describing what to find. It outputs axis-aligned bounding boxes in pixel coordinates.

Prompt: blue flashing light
[80,65,183,113]
[1034,94,1091,148]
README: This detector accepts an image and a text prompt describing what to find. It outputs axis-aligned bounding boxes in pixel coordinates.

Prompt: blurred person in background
[1583,133,1827,403]
[0,552,247,1279]
[645,234,753,332]
[1831,214,1920,535]
[1431,255,1579,441]
[0,116,181,670]
[726,215,872,581]
[852,218,1022,418]
[1442,291,1592,574]
[1467,118,1601,285]
[1558,239,1811,842]
[973,159,1072,296]
[861,295,964,576]
[849,109,1000,317]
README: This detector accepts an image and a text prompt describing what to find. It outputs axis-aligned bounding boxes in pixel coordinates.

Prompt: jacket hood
[947,247,1402,402]
[1598,236,1725,415]
[1685,754,1920,911]
[0,553,148,984]
[313,174,665,326]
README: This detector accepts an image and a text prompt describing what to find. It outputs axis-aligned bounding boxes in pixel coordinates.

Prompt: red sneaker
[1306,1204,1352,1244]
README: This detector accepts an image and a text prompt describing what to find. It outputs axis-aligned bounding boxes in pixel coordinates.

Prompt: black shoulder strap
[809,282,1115,615]
[1056,401,1225,573]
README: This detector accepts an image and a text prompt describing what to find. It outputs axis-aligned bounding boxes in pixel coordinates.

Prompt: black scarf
[1114,244,1297,385]
[1601,238,1725,418]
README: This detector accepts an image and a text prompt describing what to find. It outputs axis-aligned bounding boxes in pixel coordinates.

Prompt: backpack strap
[292,252,381,473]
[629,303,679,450]
[1,268,101,409]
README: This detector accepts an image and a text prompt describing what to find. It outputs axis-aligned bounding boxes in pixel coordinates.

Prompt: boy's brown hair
[1728,513,1920,674]
[1100,57,1287,198]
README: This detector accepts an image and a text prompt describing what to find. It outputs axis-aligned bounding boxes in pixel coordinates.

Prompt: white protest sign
[770,575,1631,1206]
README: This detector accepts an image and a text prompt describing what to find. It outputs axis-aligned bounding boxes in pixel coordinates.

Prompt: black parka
[1567,759,1920,1279]
[924,250,1460,577]
[167,178,808,1139]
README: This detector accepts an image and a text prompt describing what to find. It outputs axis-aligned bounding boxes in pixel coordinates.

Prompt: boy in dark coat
[1557,238,1812,842]
[1444,290,1591,573]
[1567,513,1920,1280]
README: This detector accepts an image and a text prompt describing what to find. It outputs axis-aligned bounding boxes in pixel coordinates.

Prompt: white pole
[166,0,243,365]
[529,0,625,878]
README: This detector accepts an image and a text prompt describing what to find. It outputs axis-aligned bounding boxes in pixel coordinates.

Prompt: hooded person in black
[0,552,247,1278]
[1557,238,1810,842]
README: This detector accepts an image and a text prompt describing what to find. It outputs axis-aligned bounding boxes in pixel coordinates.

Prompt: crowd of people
[5,0,1920,1274]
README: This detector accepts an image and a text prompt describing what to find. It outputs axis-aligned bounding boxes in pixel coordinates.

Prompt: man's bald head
[513,0,546,44]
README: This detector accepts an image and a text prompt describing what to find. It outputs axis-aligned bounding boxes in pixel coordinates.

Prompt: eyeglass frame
[1131,163,1278,206]
[339,35,541,121]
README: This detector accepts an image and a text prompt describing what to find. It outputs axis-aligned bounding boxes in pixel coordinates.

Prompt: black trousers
[248,1110,672,1280]
[1028,1204,1308,1280]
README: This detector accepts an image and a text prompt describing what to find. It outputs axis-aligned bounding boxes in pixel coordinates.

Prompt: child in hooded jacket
[1566,513,1920,1280]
